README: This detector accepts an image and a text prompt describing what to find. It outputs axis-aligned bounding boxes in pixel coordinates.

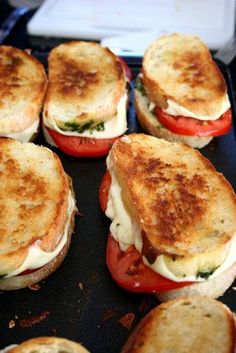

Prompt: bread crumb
[8,320,15,329]
[19,311,49,328]
[28,283,41,291]
[78,282,84,290]
[118,313,135,330]
[102,308,116,323]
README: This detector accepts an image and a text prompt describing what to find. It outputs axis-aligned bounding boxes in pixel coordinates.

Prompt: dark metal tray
[0,57,236,353]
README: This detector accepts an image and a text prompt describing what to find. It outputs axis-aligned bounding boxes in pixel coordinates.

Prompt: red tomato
[155,108,232,137]
[46,127,118,158]
[118,57,132,81]
[99,171,111,212]
[106,235,192,293]
[100,171,193,293]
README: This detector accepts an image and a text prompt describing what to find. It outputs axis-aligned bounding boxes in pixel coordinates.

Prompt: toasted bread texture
[0,138,75,278]
[109,134,236,258]
[0,46,47,135]
[43,41,126,125]
[7,337,89,353]
[0,46,46,85]
[142,33,228,117]
[134,87,212,148]
[121,297,236,353]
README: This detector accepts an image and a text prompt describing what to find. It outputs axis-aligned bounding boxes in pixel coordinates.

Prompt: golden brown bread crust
[8,337,89,353]
[0,203,75,290]
[0,45,47,134]
[0,46,46,85]
[134,88,213,148]
[121,297,236,353]
[44,41,126,124]
[110,134,236,257]
[0,138,72,275]
[143,33,228,117]
[0,82,46,134]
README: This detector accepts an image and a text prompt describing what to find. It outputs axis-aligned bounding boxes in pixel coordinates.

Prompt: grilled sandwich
[135,33,232,148]
[0,138,76,290]
[0,45,47,142]
[43,41,128,157]
[101,133,236,300]
[4,337,89,353]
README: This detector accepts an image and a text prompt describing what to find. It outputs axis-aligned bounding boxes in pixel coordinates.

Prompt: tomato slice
[118,57,132,81]
[155,108,232,137]
[106,235,192,293]
[46,127,118,158]
[99,171,111,212]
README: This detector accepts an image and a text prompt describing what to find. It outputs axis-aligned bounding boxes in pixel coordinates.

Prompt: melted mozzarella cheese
[44,92,128,139]
[1,119,39,142]
[106,158,236,282]
[5,191,75,278]
[106,153,142,252]
[164,96,231,121]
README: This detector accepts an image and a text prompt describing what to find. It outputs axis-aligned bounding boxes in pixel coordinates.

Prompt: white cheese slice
[43,92,128,139]
[1,119,39,142]
[5,191,75,278]
[164,96,231,121]
[106,156,236,283]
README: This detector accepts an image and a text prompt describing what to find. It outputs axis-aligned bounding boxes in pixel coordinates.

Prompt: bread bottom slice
[157,260,236,302]
[6,337,89,353]
[121,296,236,353]
[134,89,212,149]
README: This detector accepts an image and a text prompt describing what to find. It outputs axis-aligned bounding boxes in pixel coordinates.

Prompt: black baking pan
[0,56,236,353]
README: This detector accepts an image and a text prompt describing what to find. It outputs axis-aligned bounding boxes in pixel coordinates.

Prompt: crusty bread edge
[7,337,89,353]
[121,296,236,353]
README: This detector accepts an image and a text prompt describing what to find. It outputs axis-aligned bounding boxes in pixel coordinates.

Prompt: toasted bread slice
[143,33,228,118]
[0,46,46,85]
[134,87,212,148]
[0,138,76,287]
[121,297,236,353]
[44,41,126,125]
[0,46,47,138]
[109,134,236,257]
[0,82,46,134]
[7,337,89,353]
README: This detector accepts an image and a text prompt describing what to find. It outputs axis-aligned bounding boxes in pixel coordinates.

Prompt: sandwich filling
[43,92,128,140]
[106,153,236,283]
[3,191,75,279]
[164,96,230,121]
[136,74,230,122]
